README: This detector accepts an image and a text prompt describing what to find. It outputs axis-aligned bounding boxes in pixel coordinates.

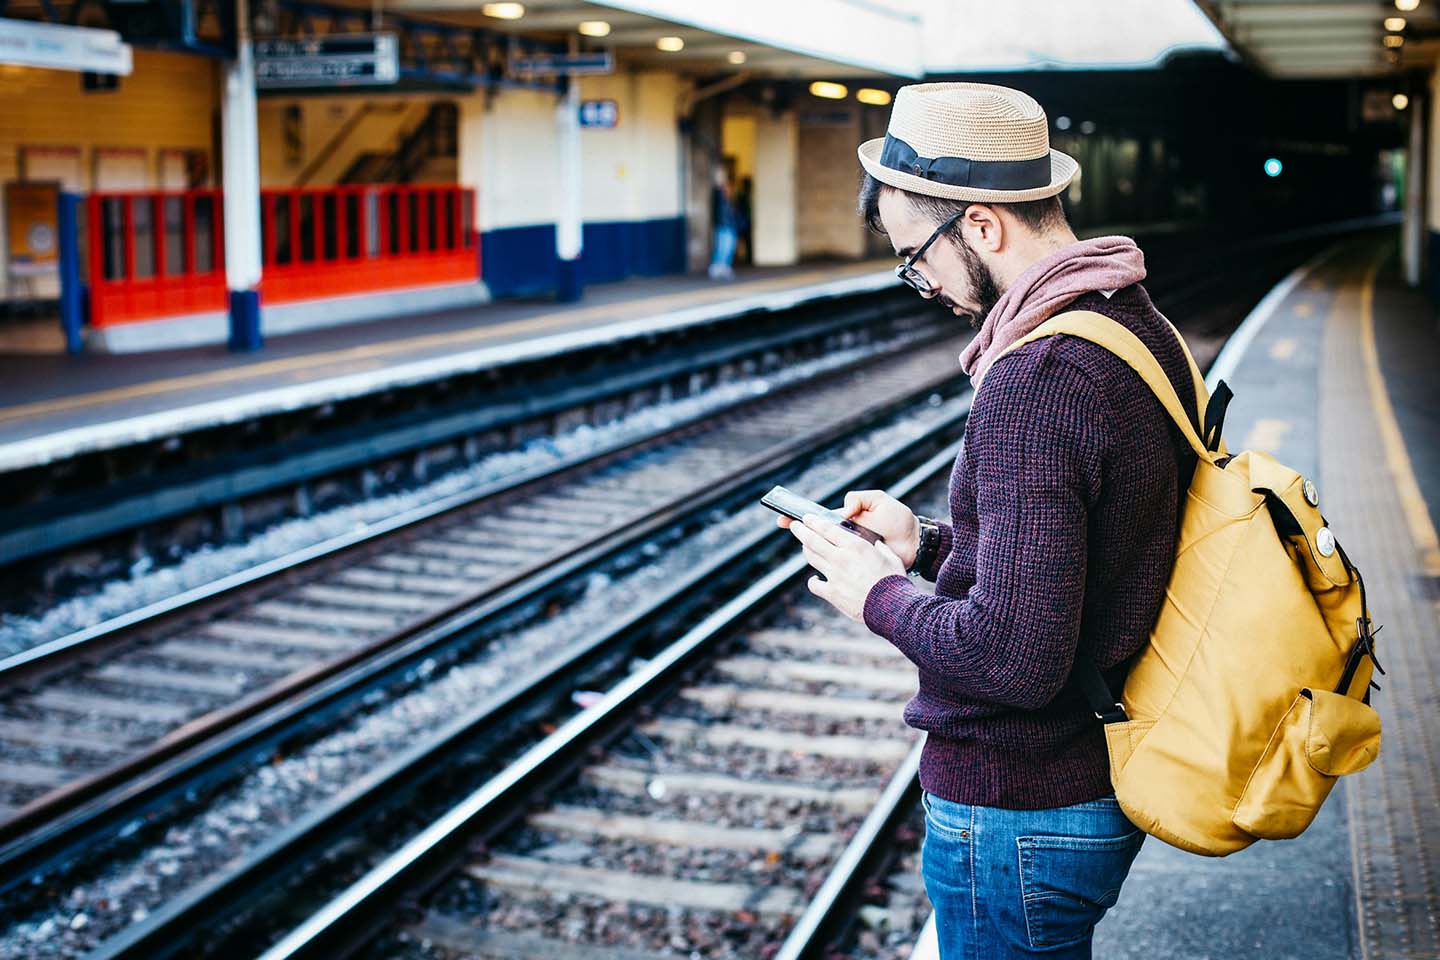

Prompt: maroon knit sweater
[863,284,1199,809]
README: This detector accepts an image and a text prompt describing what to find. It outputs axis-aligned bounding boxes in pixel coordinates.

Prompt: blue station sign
[579,99,619,128]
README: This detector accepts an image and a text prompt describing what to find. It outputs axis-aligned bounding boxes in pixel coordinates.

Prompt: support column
[1404,80,1425,289]
[555,73,583,302]
[222,0,263,350]
[753,110,798,267]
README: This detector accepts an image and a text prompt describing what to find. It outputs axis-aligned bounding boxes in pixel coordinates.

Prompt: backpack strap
[998,310,1216,464]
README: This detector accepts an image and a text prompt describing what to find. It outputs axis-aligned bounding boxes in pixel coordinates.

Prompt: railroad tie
[527,806,839,860]
[465,854,805,918]
[712,655,917,694]
[582,765,881,814]
[636,717,914,763]
[677,685,905,721]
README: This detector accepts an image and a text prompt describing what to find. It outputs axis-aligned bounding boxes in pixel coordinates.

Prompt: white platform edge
[0,269,897,473]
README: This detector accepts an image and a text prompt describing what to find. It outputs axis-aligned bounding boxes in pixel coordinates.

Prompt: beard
[941,239,1002,331]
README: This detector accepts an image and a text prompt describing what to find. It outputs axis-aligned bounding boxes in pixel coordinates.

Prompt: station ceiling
[385,0,903,78]
[1197,0,1438,77]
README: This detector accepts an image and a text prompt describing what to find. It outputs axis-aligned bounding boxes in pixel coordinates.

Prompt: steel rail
[247,440,964,960]
[0,327,961,860]
[86,403,971,960]
[0,314,941,689]
[1,351,969,911]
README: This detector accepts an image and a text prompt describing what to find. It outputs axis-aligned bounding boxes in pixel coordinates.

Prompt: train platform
[909,231,1440,960]
[0,259,895,473]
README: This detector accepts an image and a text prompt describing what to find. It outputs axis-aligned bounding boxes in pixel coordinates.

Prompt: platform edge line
[1358,250,1440,575]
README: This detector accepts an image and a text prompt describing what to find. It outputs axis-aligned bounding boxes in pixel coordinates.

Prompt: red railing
[86,185,479,327]
[87,190,228,327]
[260,185,477,303]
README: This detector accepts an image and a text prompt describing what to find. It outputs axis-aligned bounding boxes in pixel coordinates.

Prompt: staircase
[341,102,458,185]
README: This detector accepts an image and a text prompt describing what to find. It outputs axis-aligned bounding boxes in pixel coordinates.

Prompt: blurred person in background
[709,167,737,280]
[780,82,1200,959]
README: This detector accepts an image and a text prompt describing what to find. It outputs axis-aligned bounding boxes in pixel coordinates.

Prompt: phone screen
[761,485,883,543]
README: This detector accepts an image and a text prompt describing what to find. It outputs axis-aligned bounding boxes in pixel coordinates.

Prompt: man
[781,82,1199,958]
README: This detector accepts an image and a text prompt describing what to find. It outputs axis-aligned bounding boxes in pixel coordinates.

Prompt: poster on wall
[5,181,61,277]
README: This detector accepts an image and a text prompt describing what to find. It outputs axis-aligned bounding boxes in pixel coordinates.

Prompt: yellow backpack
[1002,310,1384,856]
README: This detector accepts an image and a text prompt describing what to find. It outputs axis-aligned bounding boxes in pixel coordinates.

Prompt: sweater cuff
[863,573,923,639]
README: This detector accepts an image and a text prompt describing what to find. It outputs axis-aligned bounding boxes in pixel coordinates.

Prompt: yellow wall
[796,102,865,259]
[256,95,436,188]
[0,50,218,298]
[458,70,688,233]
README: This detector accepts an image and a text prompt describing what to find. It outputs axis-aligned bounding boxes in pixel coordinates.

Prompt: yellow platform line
[1359,253,1440,576]
[0,263,882,426]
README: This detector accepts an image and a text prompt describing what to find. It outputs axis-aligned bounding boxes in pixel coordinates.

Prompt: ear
[963,203,1004,254]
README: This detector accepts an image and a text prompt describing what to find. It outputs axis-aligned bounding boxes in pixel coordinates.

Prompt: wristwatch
[907,515,941,577]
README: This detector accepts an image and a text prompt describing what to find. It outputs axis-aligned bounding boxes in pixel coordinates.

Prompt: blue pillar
[57,192,84,355]
[227,289,262,351]
[557,256,582,303]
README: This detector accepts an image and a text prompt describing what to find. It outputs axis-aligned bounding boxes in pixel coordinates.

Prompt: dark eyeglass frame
[895,211,964,296]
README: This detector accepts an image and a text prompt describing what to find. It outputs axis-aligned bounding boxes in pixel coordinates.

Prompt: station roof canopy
[1196,0,1439,78]
[383,0,1230,79]
[384,0,923,78]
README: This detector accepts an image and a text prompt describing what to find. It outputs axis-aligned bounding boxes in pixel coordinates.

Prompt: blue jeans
[921,791,1145,959]
[710,224,736,270]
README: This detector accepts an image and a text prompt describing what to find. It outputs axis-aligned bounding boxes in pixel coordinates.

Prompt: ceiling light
[1385,16,1407,30]
[656,36,684,52]
[856,88,892,106]
[578,21,610,37]
[1395,0,1419,10]
[1384,33,1405,47]
[727,50,747,65]
[809,81,848,100]
[482,2,524,19]
[1394,93,1410,110]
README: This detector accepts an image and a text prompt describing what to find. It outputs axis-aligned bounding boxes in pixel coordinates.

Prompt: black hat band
[880,134,1051,190]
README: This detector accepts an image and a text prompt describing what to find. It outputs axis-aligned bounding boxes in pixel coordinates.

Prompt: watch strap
[908,514,941,576]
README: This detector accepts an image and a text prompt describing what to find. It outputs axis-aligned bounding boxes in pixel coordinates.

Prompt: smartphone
[761,485,884,544]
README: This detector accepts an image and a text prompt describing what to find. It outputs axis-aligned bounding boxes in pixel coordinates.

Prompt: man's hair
[857,172,1068,242]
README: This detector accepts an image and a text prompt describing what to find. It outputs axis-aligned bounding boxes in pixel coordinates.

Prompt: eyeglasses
[895,212,963,296]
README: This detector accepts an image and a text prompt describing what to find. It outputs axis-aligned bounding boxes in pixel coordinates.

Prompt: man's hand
[777,489,919,568]
[786,513,907,622]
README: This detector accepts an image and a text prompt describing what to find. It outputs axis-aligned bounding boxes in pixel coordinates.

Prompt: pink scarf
[959,235,1147,388]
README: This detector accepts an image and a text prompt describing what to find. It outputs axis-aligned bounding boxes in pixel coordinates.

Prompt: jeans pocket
[921,791,972,840]
[1017,830,1144,949]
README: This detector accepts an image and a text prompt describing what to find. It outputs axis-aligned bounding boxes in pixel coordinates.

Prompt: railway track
[0,333,973,958]
[0,328,961,837]
[244,444,959,960]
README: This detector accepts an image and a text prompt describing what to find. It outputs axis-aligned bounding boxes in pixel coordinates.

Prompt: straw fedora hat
[858,82,1079,203]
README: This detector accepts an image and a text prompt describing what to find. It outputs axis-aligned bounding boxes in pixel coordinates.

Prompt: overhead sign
[254,33,399,88]
[511,50,613,76]
[5,181,60,278]
[579,99,619,128]
[0,17,133,75]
